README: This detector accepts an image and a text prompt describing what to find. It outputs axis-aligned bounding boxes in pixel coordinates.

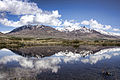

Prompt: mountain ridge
[0,32,4,36]
[7,25,119,40]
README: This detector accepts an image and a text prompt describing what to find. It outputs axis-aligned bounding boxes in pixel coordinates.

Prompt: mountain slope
[8,25,118,40]
[0,32,3,35]
[0,32,4,36]
[8,25,68,38]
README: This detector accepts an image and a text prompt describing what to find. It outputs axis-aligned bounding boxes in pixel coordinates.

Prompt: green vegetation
[0,36,120,48]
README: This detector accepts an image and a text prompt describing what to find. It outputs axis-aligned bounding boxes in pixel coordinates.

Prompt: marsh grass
[0,36,120,48]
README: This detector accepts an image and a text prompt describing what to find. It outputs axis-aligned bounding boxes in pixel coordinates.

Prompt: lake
[0,46,120,80]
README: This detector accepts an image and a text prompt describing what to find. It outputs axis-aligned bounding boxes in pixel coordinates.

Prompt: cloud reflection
[81,48,120,64]
[0,48,120,73]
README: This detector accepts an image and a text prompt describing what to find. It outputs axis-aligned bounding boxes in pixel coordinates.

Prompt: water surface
[0,46,120,80]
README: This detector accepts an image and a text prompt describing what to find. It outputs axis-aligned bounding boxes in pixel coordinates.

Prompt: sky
[0,0,120,35]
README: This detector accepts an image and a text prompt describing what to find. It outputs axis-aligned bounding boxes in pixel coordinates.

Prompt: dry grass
[0,36,120,48]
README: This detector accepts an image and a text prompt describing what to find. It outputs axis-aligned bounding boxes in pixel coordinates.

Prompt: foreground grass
[0,36,120,48]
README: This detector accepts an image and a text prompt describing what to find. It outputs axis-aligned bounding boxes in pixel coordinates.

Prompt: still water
[0,46,120,80]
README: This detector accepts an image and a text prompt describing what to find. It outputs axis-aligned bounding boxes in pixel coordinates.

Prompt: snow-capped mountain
[95,29,120,37]
[0,32,5,36]
[56,26,93,33]
[7,25,118,40]
[0,32,3,35]
[56,26,120,37]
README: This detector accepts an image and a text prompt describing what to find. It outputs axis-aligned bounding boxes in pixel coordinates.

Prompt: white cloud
[80,19,120,36]
[33,10,62,26]
[95,29,120,36]
[81,20,89,25]
[0,0,62,27]
[0,0,42,15]
[56,20,81,31]
[113,28,120,31]
[0,18,22,27]
[104,25,112,30]
[1,31,10,33]
[109,32,120,36]
[81,19,112,30]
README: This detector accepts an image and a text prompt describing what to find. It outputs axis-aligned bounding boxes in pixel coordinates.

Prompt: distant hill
[0,32,4,36]
[8,25,118,40]
[0,32,2,35]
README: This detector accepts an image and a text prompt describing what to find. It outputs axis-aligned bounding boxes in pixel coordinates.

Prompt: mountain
[56,26,93,33]
[8,25,118,40]
[0,32,4,36]
[8,25,68,39]
[0,32,2,35]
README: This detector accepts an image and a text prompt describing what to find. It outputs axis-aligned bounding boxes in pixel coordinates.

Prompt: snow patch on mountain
[95,29,120,36]
[56,26,93,33]
[56,25,120,36]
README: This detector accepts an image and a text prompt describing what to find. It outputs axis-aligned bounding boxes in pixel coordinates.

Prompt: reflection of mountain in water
[0,47,120,70]
[10,46,112,58]
[0,47,120,79]
[81,48,120,64]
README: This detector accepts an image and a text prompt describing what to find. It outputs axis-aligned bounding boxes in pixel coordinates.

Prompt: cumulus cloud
[81,19,112,30]
[109,32,120,36]
[56,20,93,33]
[1,31,10,33]
[81,19,120,36]
[95,29,120,36]
[0,18,22,27]
[80,20,89,25]
[113,28,120,31]
[56,20,81,31]
[0,0,42,15]
[0,0,62,27]
[32,10,62,26]
[104,25,112,30]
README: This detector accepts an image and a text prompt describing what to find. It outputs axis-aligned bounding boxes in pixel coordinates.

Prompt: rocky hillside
[0,32,4,36]
[8,25,118,40]
[8,25,68,39]
[0,32,2,35]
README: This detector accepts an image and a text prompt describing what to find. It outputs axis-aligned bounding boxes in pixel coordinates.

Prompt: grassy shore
[0,36,120,48]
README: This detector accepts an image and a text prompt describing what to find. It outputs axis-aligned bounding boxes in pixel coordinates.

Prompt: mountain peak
[0,32,3,35]
[8,25,118,39]
[9,25,47,33]
[56,26,93,33]
[0,32,5,36]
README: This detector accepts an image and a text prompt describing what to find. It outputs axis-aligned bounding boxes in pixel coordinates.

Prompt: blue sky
[0,0,120,35]
[31,0,120,25]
